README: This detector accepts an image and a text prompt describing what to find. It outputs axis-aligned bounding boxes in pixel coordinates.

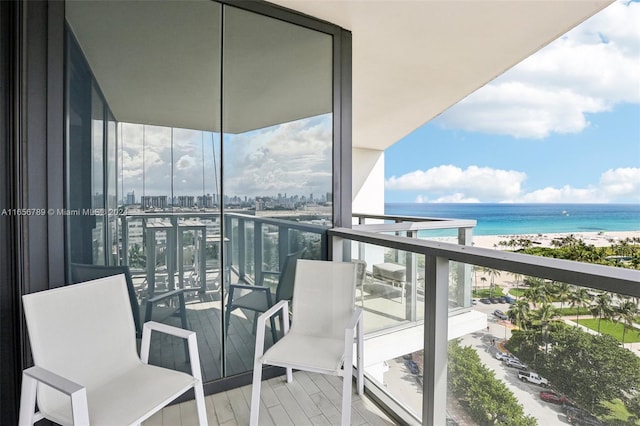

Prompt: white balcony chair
[19,274,208,426]
[250,260,364,426]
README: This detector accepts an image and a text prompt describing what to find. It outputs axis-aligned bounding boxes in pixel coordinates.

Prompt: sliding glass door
[64,0,335,385]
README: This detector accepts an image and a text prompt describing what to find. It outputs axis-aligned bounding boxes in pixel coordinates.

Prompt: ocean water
[384,203,640,236]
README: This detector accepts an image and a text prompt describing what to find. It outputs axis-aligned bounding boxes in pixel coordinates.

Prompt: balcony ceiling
[272,0,612,150]
[66,0,612,151]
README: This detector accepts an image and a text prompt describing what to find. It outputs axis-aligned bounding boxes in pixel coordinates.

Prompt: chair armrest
[140,321,203,382]
[142,320,194,340]
[257,299,289,323]
[345,307,363,331]
[254,300,289,362]
[23,366,85,396]
[20,366,90,426]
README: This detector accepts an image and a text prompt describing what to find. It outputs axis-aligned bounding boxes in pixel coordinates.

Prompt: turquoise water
[385,203,640,236]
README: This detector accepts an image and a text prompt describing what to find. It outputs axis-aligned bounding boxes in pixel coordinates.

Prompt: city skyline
[120,190,332,210]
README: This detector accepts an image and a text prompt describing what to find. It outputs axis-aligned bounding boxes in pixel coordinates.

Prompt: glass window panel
[66,0,223,383]
[65,0,335,384]
[106,113,118,265]
[222,6,334,376]
[66,33,94,265]
[142,124,171,207]
[90,87,105,265]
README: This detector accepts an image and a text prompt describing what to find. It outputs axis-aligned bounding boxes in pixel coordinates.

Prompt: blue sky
[385,0,640,204]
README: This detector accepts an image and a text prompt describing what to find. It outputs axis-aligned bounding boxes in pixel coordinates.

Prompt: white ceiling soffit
[65,1,332,134]
[66,1,222,132]
[67,1,612,148]
[272,0,613,151]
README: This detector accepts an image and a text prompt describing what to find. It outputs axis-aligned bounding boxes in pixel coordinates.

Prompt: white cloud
[175,154,196,170]
[599,167,640,198]
[435,0,640,139]
[517,186,601,203]
[386,165,526,200]
[416,193,480,203]
[224,114,333,197]
[388,166,640,203]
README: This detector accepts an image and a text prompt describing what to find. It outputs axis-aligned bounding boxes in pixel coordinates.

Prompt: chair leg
[18,373,37,426]
[341,360,353,426]
[224,305,233,337]
[250,362,263,426]
[194,380,208,426]
[357,316,364,395]
[224,288,236,337]
[179,292,190,361]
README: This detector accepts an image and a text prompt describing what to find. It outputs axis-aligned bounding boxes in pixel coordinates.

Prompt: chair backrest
[290,260,357,338]
[353,260,367,286]
[70,263,142,336]
[274,248,306,303]
[22,275,140,415]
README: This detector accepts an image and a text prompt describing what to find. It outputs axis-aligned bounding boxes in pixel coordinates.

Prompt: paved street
[465,301,572,425]
[382,298,634,425]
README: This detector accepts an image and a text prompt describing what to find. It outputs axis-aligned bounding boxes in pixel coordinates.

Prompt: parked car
[499,296,508,303]
[479,298,491,304]
[504,295,516,304]
[518,371,548,386]
[495,351,518,362]
[488,344,517,361]
[540,390,576,406]
[493,309,508,320]
[566,407,602,425]
[490,297,501,303]
[506,358,528,370]
[405,360,420,375]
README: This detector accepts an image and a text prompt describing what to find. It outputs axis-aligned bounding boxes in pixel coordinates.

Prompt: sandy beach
[467,230,640,296]
[472,230,640,250]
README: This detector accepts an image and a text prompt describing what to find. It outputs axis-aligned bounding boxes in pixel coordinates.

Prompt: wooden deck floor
[145,370,398,426]
[140,269,409,425]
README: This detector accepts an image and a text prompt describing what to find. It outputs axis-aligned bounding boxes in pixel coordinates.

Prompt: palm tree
[480,276,487,290]
[509,272,523,299]
[128,243,146,268]
[523,279,550,308]
[535,303,559,353]
[617,299,638,345]
[553,281,572,311]
[473,265,481,293]
[568,287,591,326]
[590,293,614,334]
[507,299,531,330]
[482,267,501,297]
[486,268,501,288]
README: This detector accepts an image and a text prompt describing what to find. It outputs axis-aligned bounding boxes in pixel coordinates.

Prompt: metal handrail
[353,212,477,230]
[330,227,640,303]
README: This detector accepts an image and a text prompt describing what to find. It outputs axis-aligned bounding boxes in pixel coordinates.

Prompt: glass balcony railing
[329,225,640,426]
[114,209,639,425]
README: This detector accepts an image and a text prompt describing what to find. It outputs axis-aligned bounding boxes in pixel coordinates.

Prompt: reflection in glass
[106,114,118,265]
[66,0,223,383]
[222,6,334,376]
[65,0,334,384]
[91,88,105,264]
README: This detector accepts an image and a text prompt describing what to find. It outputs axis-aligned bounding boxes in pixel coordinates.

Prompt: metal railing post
[423,254,449,426]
